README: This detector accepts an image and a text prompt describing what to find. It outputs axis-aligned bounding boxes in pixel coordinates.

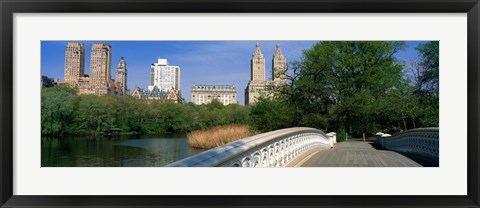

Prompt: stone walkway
[298,140,422,167]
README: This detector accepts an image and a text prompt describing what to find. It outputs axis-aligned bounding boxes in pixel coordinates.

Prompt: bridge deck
[297,140,422,167]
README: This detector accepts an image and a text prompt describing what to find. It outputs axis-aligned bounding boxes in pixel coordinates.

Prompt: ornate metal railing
[168,127,334,167]
[375,127,439,163]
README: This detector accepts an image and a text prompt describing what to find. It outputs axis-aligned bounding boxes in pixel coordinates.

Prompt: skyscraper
[149,58,180,93]
[251,42,266,81]
[90,43,112,84]
[272,43,287,81]
[89,43,112,95]
[245,43,287,105]
[63,42,119,95]
[115,57,128,95]
[64,42,85,85]
[245,42,268,105]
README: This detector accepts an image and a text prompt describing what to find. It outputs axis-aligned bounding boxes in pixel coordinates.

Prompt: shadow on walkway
[369,142,439,167]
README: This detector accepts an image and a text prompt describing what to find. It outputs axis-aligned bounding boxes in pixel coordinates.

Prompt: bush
[336,130,351,142]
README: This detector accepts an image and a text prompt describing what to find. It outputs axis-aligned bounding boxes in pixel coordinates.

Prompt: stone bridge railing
[168,127,335,167]
[376,127,439,164]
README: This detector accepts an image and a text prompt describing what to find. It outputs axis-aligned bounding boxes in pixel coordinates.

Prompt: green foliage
[416,41,439,94]
[268,41,439,136]
[74,95,117,133]
[249,97,292,132]
[41,85,78,135]
[224,104,251,124]
[290,41,408,135]
[137,100,165,134]
[159,102,194,133]
[41,89,253,136]
[207,99,224,110]
[414,41,439,128]
[336,130,351,142]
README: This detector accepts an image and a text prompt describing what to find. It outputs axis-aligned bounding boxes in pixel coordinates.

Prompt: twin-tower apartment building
[244,43,287,105]
[63,42,128,96]
[190,43,286,106]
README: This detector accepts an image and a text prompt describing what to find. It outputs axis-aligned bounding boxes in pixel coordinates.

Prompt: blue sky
[41,41,423,104]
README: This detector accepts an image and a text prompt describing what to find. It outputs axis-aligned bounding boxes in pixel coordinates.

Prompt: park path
[297,140,422,167]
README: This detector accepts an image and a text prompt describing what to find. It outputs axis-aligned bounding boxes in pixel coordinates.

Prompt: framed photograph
[1,0,479,207]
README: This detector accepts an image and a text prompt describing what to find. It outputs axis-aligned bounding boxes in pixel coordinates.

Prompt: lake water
[41,134,205,167]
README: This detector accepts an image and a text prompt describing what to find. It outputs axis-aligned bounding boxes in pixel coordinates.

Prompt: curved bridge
[168,127,335,167]
[168,127,439,167]
[375,127,439,166]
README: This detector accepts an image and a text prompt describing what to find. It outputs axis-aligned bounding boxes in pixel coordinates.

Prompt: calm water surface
[41,134,205,167]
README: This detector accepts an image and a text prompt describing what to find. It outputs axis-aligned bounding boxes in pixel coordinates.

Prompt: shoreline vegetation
[41,85,252,137]
[42,41,439,147]
[188,124,259,149]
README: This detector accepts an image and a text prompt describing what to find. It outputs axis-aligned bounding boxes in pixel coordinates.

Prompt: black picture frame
[1,0,479,207]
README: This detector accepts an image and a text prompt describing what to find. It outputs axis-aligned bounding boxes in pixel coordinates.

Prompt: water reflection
[41,134,204,167]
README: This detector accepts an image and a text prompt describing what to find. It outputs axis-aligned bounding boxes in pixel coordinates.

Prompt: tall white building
[149,58,180,93]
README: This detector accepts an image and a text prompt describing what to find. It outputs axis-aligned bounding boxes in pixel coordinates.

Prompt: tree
[159,102,194,133]
[414,41,439,127]
[41,85,78,135]
[207,99,224,110]
[416,41,439,95]
[74,95,116,133]
[249,97,292,132]
[224,104,251,124]
[280,41,406,135]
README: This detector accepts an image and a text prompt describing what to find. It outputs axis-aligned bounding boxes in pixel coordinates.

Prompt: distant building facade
[115,57,129,95]
[191,84,237,105]
[245,43,287,105]
[87,43,113,95]
[62,42,128,96]
[149,58,180,93]
[131,86,181,103]
[272,44,287,82]
[63,42,85,85]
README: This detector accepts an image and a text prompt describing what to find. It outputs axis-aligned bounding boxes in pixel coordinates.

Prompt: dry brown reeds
[188,124,259,149]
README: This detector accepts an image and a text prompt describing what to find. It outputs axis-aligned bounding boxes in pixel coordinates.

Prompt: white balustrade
[168,127,334,167]
[375,128,439,163]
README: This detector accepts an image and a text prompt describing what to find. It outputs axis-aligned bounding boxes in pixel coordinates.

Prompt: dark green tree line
[41,86,251,136]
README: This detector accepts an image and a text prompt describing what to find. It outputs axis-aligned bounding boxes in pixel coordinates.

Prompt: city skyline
[41,41,423,104]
